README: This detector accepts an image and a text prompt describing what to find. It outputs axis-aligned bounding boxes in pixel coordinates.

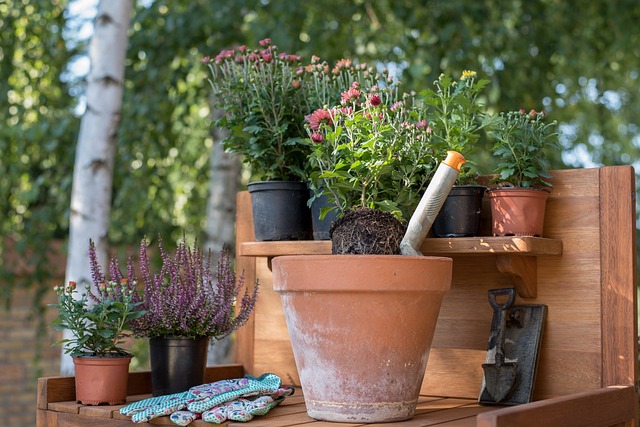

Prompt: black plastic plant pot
[149,336,209,396]
[248,181,313,241]
[432,185,487,238]
[309,191,339,240]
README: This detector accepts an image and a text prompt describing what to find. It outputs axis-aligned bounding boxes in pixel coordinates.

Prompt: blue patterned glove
[119,374,285,424]
[186,373,282,413]
[119,390,195,423]
[200,386,294,424]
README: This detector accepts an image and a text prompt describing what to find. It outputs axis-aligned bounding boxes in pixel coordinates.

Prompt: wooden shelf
[238,236,562,299]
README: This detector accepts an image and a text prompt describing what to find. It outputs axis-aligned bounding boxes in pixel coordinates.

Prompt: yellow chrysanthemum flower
[461,70,477,80]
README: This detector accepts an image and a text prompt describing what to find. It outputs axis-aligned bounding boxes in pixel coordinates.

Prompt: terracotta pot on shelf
[487,188,550,237]
[272,255,452,423]
[73,355,132,405]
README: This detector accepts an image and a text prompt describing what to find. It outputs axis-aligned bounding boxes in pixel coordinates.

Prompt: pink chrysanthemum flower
[341,82,361,104]
[259,38,271,47]
[307,109,333,131]
[311,133,324,143]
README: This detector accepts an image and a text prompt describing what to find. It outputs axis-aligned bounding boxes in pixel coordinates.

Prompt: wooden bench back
[234,166,638,401]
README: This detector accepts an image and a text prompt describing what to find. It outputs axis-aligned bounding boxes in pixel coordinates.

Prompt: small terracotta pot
[487,188,550,237]
[272,255,452,423]
[73,356,132,405]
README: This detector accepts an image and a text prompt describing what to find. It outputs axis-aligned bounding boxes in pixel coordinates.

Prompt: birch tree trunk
[61,0,133,375]
[204,109,241,365]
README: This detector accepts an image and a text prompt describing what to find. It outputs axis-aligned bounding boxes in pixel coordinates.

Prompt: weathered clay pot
[487,188,550,237]
[272,255,452,423]
[73,355,132,405]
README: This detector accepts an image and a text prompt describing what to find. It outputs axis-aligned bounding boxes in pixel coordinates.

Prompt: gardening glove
[199,386,294,424]
[119,390,196,423]
[120,373,284,424]
[185,373,283,414]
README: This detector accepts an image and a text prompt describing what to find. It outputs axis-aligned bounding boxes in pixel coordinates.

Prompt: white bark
[61,0,133,375]
[205,109,241,365]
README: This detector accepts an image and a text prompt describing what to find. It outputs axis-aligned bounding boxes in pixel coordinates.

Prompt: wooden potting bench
[37,166,638,426]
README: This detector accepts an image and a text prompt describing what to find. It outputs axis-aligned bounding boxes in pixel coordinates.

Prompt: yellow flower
[461,70,477,80]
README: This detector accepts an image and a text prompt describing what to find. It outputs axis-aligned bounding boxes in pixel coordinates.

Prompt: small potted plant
[421,70,495,237]
[205,39,382,241]
[50,240,145,405]
[487,109,560,236]
[132,235,259,396]
[272,83,453,423]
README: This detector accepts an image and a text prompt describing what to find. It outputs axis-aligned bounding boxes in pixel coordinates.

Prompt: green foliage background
[2,0,639,317]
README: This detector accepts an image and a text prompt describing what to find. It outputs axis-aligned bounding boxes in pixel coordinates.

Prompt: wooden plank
[234,191,257,375]
[476,386,637,427]
[238,237,562,257]
[599,166,638,389]
[37,376,76,408]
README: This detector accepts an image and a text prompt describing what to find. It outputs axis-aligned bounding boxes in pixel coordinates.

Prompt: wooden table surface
[43,388,497,426]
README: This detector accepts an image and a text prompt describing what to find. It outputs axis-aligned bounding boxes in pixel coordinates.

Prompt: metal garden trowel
[479,287,547,406]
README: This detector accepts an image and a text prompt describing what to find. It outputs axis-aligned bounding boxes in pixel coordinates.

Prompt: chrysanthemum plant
[306,82,437,223]
[132,236,258,340]
[205,38,384,182]
[489,109,559,188]
[50,240,146,357]
[417,71,495,184]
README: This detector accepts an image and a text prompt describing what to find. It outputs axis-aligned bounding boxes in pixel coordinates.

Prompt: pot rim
[487,186,551,193]
[272,254,452,293]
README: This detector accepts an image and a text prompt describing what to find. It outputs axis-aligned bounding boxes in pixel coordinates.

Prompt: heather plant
[305,82,437,221]
[133,236,258,340]
[50,240,145,357]
[205,38,384,181]
[490,109,559,188]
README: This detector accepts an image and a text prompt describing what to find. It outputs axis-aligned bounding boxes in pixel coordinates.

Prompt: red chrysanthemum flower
[311,133,324,143]
[369,94,382,106]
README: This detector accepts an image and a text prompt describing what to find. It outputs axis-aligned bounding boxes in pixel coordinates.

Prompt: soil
[330,207,406,255]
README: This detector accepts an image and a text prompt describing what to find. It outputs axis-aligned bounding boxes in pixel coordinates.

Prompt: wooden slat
[599,166,638,389]
[234,191,258,375]
[237,237,562,257]
[37,365,244,407]
[476,386,637,427]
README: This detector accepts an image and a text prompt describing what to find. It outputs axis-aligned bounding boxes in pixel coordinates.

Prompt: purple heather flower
[133,236,258,340]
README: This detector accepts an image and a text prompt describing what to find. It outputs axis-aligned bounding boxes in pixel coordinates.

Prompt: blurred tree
[61,0,134,375]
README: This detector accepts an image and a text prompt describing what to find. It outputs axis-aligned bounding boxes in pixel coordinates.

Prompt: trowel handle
[488,288,516,311]
[400,151,466,256]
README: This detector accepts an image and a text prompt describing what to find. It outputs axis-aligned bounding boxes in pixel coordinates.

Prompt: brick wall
[0,286,61,427]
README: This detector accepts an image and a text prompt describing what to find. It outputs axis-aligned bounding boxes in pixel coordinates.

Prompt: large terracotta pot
[272,255,452,423]
[73,355,132,405]
[487,188,550,237]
